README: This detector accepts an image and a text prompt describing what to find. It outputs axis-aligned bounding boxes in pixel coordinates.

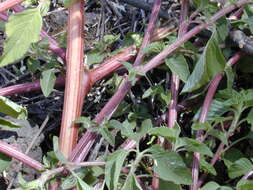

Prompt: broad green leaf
[237,180,253,190]
[182,31,226,93]
[228,158,253,179]
[122,174,142,190]
[40,69,56,97]
[159,180,182,190]
[86,49,106,67]
[165,55,190,82]
[1,8,42,67]
[182,138,213,157]
[0,152,11,172]
[63,0,78,8]
[0,117,23,129]
[105,149,130,190]
[193,100,230,121]
[0,96,27,119]
[149,124,180,142]
[53,136,68,164]
[223,148,244,168]
[200,181,220,190]
[150,145,192,185]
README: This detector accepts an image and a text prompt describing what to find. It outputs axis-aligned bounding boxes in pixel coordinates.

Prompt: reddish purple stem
[0,140,44,170]
[69,0,162,162]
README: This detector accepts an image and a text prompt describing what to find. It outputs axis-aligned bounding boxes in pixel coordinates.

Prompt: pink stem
[69,0,162,162]
[0,0,24,13]
[70,0,251,162]
[167,0,189,129]
[0,140,44,170]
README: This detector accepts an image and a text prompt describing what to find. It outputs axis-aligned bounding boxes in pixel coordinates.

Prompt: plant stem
[167,0,189,129]
[0,140,44,171]
[0,0,24,12]
[69,0,161,162]
[140,0,250,74]
[194,52,243,188]
[69,0,251,162]
[59,0,86,157]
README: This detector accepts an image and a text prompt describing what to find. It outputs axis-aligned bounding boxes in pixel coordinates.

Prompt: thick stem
[59,0,86,157]
[0,140,44,171]
[0,0,24,12]
[70,0,251,162]
[69,0,161,162]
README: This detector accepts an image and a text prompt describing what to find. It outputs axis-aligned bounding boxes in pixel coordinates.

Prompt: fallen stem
[0,140,44,171]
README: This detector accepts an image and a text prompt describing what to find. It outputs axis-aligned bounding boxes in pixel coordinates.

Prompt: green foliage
[40,69,56,97]
[0,96,27,120]
[105,149,130,190]
[228,158,253,179]
[149,145,192,185]
[1,8,42,67]
[182,31,226,93]
[165,54,190,82]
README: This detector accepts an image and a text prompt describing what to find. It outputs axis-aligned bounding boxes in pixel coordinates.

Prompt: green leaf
[86,49,106,67]
[159,180,182,190]
[122,174,142,190]
[182,31,226,93]
[165,55,190,82]
[246,108,253,131]
[75,117,98,128]
[0,152,11,172]
[40,69,56,97]
[99,127,115,146]
[70,170,94,190]
[223,148,244,168]
[142,41,165,54]
[200,158,217,176]
[38,0,50,16]
[0,117,24,129]
[208,129,228,145]
[193,100,230,121]
[150,145,192,185]
[105,149,130,190]
[228,158,253,179]
[63,0,78,8]
[237,180,253,190]
[149,124,180,142]
[182,138,213,157]
[200,181,220,190]
[0,96,27,119]
[53,136,68,164]
[1,8,42,67]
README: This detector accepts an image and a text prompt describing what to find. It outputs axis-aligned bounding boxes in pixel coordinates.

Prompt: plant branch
[59,0,86,157]
[69,0,251,163]
[167,0,189,129]
[0,140,44,171]
[0,0,24,13]
[69,0,162,162]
